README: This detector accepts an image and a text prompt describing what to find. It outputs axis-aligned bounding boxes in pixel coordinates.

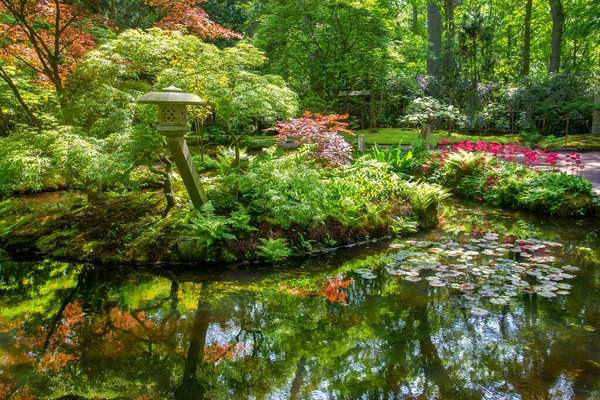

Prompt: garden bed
[0,153,447,265]
[423,140,599,217]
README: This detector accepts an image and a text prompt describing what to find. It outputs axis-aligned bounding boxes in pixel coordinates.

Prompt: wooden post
[357,134,365,152]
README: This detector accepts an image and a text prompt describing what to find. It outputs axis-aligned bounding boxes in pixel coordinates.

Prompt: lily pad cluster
[380,235,580,314]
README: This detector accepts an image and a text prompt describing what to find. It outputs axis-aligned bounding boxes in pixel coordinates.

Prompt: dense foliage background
[0,0,599,196]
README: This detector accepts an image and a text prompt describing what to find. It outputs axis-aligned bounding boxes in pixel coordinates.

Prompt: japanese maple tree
[150,0,242,39]
[272,111,354,166]
[0,0,98,106]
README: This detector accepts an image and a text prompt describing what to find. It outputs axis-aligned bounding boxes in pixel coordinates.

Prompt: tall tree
[250,0,396,111]
[522,0,533,76]
[426,0,442,78]
[442,0,456,76]
[548,0,564,73]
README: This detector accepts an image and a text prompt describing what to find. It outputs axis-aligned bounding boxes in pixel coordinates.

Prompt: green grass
[346,128,600,151]
[344,128,522,146]
[537,133,600,151]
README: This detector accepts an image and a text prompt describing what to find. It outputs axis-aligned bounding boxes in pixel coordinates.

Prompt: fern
[257,238,292,262]
[186,202,236,247]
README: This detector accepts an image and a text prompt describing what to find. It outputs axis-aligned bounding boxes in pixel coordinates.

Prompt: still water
[0,201,599,399]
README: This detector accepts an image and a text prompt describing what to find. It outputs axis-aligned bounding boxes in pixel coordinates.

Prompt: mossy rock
[175,239,209,262]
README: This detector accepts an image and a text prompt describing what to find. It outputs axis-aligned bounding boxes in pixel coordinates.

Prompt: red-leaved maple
[272,111,354,166]
[150,0,242,40]
[0,0,99,98]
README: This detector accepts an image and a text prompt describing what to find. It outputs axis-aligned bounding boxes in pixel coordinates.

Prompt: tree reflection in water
[0,203,599,399]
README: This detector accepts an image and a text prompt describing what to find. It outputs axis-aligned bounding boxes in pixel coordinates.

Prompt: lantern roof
[137,86,206,105]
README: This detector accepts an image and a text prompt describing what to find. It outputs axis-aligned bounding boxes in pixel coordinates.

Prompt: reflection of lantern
[138,86,207,209]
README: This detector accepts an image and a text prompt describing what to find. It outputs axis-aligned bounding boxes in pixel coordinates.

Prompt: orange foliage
[318,274,354,303]
[0,0,99,89]
[204,342,249,364]
[149,0,242,39]
[279,274,354,304]
[0,373,16,398]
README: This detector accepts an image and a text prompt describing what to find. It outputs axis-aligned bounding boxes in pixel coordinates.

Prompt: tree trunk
[0,66,42,130]
[592,93,600,134]
[175,285,211,400]
[549,0,564,73]
[522,0,533,76]
[443,0,456,75]
[427,0,442,79]
[411,1,418,34]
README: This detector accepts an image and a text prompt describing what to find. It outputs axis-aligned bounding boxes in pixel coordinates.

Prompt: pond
[1,200,599,399]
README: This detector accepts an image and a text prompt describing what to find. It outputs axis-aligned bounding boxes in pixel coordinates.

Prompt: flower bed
[421,140,597,216]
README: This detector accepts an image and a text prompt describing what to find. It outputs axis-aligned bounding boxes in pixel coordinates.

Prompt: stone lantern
[138,86,208,209]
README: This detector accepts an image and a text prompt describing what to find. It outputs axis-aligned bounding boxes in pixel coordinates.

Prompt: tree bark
[592,93,600,134]
[522,0,533,76]
[549,0,564,73]
[443,0,456,75]
[0,66,42,130]
[427,0,442,79]
[411,1,418,34]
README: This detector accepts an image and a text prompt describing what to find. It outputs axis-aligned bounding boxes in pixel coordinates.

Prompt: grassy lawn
[537,133,600,151]
[345,128,522,146]
[245,131,600,151]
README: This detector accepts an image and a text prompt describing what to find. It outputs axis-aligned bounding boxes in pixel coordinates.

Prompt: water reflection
[0,201,599,399]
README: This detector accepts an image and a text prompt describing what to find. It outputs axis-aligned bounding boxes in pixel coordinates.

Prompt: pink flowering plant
[419,139,595,216]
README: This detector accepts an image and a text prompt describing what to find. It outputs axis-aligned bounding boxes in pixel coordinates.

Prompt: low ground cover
[370,139,599,217]
[0,146,448,264]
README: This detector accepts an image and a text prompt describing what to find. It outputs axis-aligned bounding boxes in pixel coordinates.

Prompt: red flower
[477,196,483,201]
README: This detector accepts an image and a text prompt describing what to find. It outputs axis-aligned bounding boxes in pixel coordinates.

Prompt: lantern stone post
[137,86,208,209]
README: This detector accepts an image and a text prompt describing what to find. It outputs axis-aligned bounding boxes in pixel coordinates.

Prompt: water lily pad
[556,291,570,295]
[429,280,446,287]
[544,241,563,248]
[405,276,422,282]
[428,248,444,253]
[556,283,572,290]
[470,307,489,316]
[361,273,377,279]
[415,241,433,248]
[560,273,575,279]
[561,265,579,272]
[389,243,405,249]
[483,235,499,241]
[356,268,372,274]
[537,291,557,298]
[490,297,508,305]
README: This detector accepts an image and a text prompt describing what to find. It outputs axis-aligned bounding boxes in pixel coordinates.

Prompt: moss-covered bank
[1,154,449,264]
[0,189,442,264]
